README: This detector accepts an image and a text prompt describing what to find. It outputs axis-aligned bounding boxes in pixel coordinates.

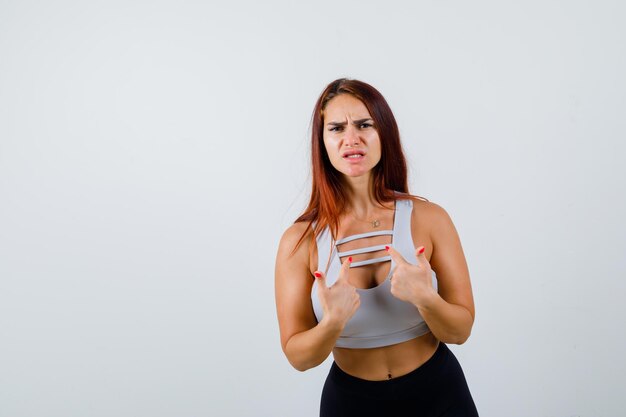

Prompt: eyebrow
[326,118,373,127]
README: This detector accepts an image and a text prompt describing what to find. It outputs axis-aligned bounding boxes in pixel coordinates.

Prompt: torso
[309,197,439,381]
[332,332,439,380]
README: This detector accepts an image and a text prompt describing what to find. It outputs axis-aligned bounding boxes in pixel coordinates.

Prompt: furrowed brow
[326,118,373,127]
[327,121,347,127]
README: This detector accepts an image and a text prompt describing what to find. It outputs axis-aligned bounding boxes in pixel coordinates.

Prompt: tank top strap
[315,225,335,275]
[393,198,416,257]
[393,198,413,233]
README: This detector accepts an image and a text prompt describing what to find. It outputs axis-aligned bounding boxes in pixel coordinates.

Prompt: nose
[344,125,360,147]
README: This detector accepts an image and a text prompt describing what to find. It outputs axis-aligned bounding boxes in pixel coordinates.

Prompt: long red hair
[293,78,427,251]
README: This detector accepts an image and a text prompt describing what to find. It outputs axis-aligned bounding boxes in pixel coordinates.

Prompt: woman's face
[322,94,381,180]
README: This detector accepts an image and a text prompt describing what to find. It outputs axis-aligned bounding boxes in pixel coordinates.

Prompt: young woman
[275,78,479,416]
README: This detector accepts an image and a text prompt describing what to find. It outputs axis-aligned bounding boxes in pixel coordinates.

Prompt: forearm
[416,293,474,345]
[284,318,343,371]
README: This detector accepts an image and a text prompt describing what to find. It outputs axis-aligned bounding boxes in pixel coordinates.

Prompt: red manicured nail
[385,245,390,251]
[314,272,322,278]
[348,256,353,263]
[418,247,425,254]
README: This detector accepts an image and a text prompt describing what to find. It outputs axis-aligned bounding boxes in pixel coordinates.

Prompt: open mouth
[342,150,365,159]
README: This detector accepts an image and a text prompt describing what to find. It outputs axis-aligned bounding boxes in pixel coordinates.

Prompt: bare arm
[416,289,474,345]
[275,223,359,371]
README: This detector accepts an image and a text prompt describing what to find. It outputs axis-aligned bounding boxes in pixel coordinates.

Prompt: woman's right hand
[314,257,360,329]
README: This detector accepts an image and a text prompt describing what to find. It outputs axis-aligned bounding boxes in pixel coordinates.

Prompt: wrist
[413,288,439,311]
[319,315,345,334]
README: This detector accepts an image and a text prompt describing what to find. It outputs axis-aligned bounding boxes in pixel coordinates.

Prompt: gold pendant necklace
[351,212,381,228]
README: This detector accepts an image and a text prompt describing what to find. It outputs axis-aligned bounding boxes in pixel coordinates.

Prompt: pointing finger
[385,245,408,265]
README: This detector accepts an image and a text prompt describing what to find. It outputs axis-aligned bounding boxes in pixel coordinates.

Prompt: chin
[342,170,371,179]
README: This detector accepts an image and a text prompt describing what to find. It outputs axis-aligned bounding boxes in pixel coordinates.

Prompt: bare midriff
[332,331,440,381]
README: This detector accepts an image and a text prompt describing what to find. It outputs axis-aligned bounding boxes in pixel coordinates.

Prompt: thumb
[337,256,353,283]
[385,245,408,265]
[313,270,327,288]
[415,245,427,266]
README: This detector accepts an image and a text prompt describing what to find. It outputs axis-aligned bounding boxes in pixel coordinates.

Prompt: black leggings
[320,342,479,417]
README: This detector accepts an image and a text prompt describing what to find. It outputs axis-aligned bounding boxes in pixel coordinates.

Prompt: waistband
[327,342,450,398]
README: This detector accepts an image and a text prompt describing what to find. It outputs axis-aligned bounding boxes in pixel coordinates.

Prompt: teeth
[346,154,362,158]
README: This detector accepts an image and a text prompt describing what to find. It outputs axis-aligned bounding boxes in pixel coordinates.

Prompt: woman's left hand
[386,245,437,308]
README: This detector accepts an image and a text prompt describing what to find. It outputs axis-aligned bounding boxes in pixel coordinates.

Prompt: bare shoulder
[276,221,312,262]
[410,198,455,235]
[408,197,463,266]
[276,220,317,280]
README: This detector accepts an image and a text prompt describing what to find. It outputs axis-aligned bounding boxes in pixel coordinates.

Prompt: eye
[359,122,373,129]
[328,126,343,132]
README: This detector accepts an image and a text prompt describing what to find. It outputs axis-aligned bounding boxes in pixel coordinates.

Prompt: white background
[1,1,625,416]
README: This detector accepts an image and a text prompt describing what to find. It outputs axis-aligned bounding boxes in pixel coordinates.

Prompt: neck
[342,174,380,218]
